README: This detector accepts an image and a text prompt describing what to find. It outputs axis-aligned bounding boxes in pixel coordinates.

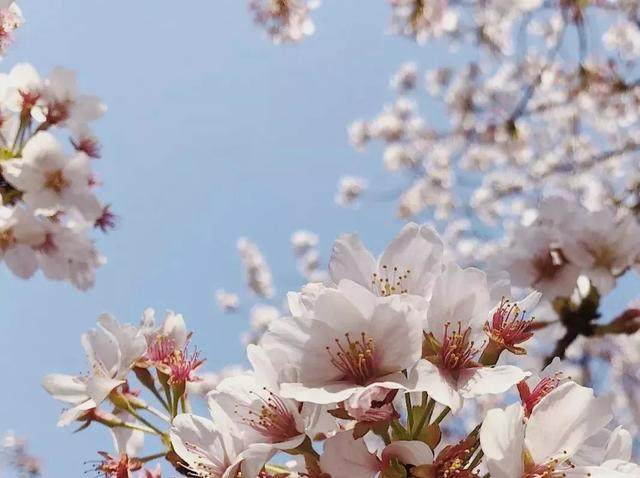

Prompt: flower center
[45,100,71,125]
[146,335,177,363]
[236,388,299,443]
[184,442,228,478]
[93,452,141,478]
[371,265,411,296]
[168,346,204,385]
[44,169,70,193]
[523,455,571,478]
[485,298,534,350]
[71,136,101,158]
[517,374,563,417]
[0,228,15,251]
[434,438,479,478]
[19,90,40,113]
[273,0,291,17]
[440,322,480,372]
[35,232,57,255]
[532,250,564,283]
[326,332,378,385]
[589,244,616,269]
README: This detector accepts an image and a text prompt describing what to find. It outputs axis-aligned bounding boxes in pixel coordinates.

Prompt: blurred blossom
[248,0,319,44]
[215,288,240,313]
[237,237,275,298]
[334,176,367,206]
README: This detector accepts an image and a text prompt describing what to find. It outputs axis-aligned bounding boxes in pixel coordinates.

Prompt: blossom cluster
[0,63,111,289]
[248,0,319,44]
[1,431,40,478]
[43,224,640,477]
[342,0,640,267]
[0,1,22,58]
[497,196,640,300]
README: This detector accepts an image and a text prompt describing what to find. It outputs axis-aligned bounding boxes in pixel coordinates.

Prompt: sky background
[0,1,637,476]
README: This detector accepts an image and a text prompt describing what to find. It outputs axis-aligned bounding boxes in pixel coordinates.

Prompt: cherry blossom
[328,222,443,300]
[410,263,528,411]
[262,285,422,404]
[480,381,622,478]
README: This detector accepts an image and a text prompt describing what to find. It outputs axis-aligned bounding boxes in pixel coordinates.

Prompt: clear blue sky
[0,1,637,476]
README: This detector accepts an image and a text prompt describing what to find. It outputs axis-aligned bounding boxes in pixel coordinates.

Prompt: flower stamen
[326,332,378,385]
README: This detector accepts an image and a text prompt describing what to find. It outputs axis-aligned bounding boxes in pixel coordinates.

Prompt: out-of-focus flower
[215,288,240,313]
[237,237,275,298]
[248,0,319,44]
[334,176,367,206]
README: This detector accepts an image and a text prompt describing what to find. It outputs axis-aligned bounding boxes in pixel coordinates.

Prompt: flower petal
[480,404,525,478]
[329,233,376,287]
[526,382,613,465]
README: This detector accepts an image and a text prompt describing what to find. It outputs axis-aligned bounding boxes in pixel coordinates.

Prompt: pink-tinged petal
[382,440,433,468]
[480,404,525,478]
[526,382,613,466]
[319,431,381,478]
[406,359,463,412]
[458,365,527,398]
[329,232,376,287]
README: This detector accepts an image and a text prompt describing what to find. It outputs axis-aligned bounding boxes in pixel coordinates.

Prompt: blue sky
[0,1,637,476]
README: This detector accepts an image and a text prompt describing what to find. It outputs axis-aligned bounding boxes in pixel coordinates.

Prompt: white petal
[319,431,380,478]
[480,404,525,478]
[458,366,527,398]
[163,310,189,349]
[328,232,376,287]
[280,382,360,405]
[237,443,275,478]
[42,374,88,404]
[369,300,422,373]
[526,382,613,465]
[604,427,633,462]
[382,440,433,467]
[4,244,38,279]
[86,375,124,405]
[378,223,443,296]
[57,400,95,427]
[247,344,279,391]
[406,360,463,412]
[428,263,490,342]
